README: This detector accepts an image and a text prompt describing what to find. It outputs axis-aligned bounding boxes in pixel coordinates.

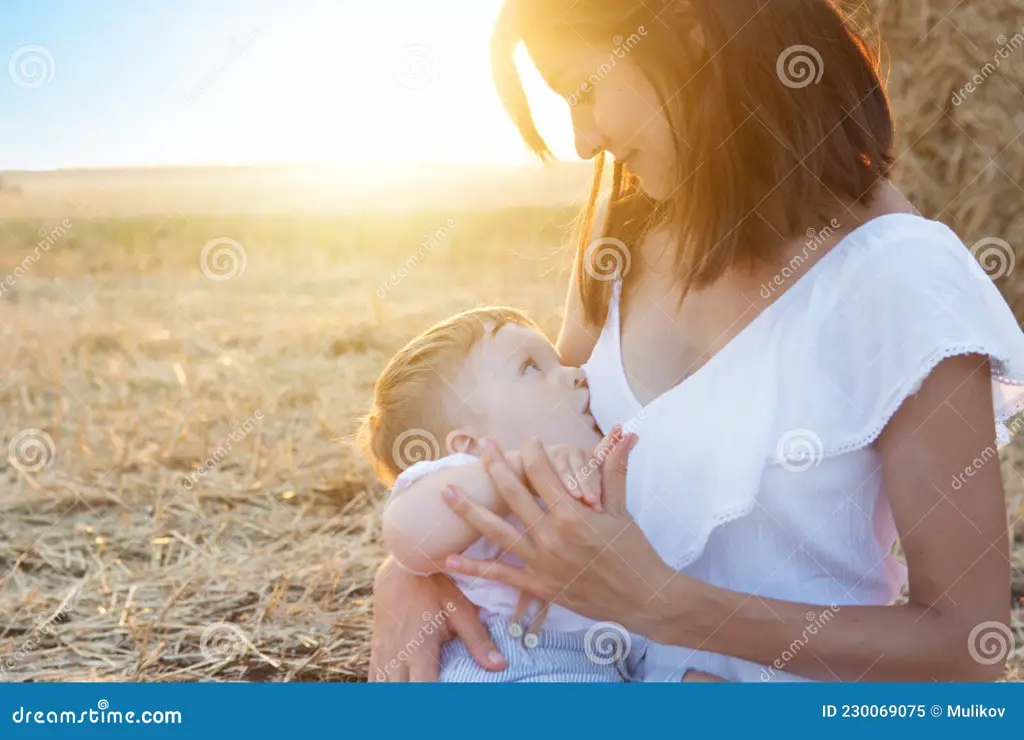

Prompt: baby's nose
[565,366,587,389]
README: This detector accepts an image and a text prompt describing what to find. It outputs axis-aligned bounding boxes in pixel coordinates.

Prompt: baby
[359,306,632,682]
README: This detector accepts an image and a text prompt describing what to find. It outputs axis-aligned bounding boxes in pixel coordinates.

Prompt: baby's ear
[445,429,479,457]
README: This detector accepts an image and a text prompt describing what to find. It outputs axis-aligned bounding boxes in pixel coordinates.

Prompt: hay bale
[865,0,1024,318]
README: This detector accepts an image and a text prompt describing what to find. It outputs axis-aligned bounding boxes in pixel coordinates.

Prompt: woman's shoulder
[770,211,1024,458]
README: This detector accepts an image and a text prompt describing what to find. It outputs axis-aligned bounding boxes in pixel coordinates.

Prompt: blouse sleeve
[769,218,1024,466]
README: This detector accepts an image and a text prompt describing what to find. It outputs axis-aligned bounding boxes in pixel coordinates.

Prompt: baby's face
[450,323,603,453]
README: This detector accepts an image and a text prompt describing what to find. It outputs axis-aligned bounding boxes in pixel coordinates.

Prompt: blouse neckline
[611,211,927,416]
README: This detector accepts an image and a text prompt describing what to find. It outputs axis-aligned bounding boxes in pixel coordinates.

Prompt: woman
[370,0,1023,681]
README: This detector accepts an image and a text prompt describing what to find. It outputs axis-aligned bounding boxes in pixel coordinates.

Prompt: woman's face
[531,38,678,199]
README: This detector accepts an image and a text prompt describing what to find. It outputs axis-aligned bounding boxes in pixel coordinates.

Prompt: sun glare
[174,1,577,169]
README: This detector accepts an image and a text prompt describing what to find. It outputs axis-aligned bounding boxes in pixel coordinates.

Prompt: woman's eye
[521,359,540,375]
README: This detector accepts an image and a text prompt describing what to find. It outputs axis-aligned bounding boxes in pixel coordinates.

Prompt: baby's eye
[520,358,541,375]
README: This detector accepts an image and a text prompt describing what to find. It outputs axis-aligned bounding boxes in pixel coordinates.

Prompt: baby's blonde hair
[357,306,540,487]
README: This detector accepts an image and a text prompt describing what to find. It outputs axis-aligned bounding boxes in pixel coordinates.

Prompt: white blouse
[581,213,1024,682]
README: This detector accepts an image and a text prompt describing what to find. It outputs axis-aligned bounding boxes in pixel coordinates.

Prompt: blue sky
[0,0,575,170]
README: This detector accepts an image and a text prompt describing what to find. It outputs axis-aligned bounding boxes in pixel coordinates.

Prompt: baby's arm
[381,453,526,575]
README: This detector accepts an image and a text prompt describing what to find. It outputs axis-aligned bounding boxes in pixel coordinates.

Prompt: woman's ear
[445,429,479,457]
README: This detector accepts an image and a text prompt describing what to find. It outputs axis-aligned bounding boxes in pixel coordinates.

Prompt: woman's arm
[442,356,1013,681]
[649,354,1011,681]
[556,198,608,366]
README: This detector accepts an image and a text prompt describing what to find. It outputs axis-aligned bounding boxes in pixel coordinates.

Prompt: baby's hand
[546,428,623,511]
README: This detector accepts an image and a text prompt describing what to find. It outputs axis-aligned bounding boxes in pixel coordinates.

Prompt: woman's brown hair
[492,0,895,327]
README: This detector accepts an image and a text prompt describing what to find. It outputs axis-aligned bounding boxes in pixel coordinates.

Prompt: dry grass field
[0,163,1021,682]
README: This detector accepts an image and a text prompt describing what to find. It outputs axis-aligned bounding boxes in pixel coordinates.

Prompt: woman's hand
[369,558,507,681]
[440,429,676,635]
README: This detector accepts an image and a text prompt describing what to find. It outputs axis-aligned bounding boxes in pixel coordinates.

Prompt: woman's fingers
[479,439,547,528]
[443,580,508,672]
[442,484,526,554]
[601,432,638,517]
[444,555,553,600]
